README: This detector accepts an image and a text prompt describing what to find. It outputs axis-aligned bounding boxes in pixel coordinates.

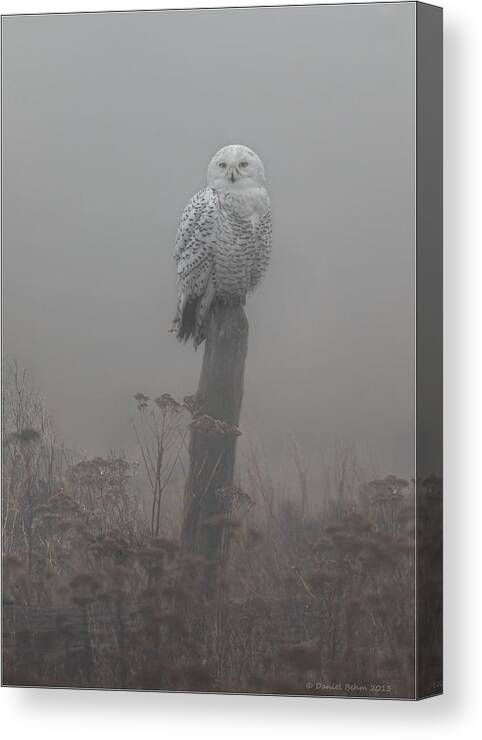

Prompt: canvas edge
[415,0,443,702]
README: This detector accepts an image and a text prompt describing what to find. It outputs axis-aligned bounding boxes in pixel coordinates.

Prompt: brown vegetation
[2,361,440,697]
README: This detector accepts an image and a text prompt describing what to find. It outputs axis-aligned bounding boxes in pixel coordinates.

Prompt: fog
[2,4,415,477]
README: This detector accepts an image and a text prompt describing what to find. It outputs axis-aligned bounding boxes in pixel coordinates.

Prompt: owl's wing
[249,205,272,292]
[172,187,218,346]
[174,187,217,293]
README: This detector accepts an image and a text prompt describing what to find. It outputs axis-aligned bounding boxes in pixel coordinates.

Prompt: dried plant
[131,392,187,537]
[2,363,434,698]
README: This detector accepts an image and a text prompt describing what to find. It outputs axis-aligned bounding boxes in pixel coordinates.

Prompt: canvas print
[1,3,442,698]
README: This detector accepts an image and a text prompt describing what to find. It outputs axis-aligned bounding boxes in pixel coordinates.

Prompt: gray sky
[2,4,416,478]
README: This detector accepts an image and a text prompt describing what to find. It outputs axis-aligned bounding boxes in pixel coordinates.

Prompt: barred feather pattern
[172,186,271,347]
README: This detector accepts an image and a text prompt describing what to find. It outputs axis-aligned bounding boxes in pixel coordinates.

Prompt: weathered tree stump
[182,299,248,591]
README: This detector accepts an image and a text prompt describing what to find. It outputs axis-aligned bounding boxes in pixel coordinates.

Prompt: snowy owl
[171,144,272,348]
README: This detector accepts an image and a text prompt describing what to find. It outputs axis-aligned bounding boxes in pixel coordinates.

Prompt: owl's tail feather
[193,278,216,349]
[173,297,199,344]
[172,279,216,349]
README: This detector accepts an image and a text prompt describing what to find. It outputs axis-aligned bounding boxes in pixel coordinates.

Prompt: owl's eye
[239,161,249,168]
[218,162,227,169]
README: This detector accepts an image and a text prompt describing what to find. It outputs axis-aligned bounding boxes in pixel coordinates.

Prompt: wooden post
[182,299,248,591]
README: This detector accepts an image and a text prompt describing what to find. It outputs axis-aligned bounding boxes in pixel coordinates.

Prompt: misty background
[2,4,415,479]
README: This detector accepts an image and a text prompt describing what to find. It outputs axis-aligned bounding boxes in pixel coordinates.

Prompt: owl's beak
[229,169,239,183]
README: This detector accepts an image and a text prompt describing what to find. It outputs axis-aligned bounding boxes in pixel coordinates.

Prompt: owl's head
[207,145,266,191]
